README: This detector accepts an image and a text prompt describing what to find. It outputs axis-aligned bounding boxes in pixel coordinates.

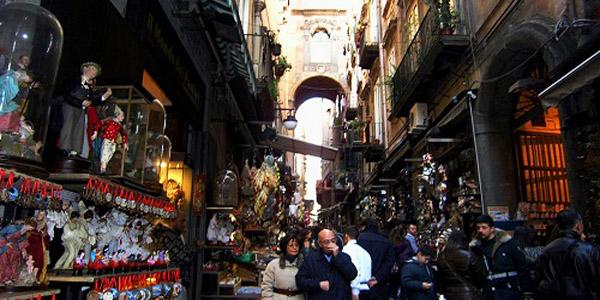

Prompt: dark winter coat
[295,249,357,300]
[436,247,485,300]
[470,229,528,300]
[358,230,395,300]
[400,259,436,300]
[535,230,600,300]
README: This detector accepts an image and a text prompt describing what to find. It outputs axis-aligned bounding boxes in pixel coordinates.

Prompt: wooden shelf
[203,244,236,250]
[206,206,235,211]
[0,288,60,300]
[47,267,179,283]
[200,294,260,299]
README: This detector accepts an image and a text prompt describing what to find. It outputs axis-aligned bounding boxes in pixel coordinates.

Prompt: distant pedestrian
[436,230,485,300]
[261,233,305,300]
[405,222,419,255]
[296,229,357,300]
[358,218,395,300]
[535,209,600,300]
[389,225,413,299]
[342,226,372,300]
[470,215,527,300]
[400,247,436,300]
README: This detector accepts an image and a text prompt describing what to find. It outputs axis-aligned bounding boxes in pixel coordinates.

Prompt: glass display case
[99,86,171,188]
[0,3,63,165]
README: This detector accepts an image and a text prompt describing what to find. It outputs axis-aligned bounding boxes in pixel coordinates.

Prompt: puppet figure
[95,105,128,173]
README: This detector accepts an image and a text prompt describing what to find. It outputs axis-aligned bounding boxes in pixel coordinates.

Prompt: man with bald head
[296,229,358,299]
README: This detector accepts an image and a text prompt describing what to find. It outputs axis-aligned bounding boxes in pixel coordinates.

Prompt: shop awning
[264,135,338,161]
[539,49,600,108]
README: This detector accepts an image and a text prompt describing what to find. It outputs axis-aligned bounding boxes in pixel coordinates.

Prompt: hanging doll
[93,105,128,174]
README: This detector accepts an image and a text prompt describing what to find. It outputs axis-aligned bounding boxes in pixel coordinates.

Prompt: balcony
[391,8,469,117]
[358,30,379,69]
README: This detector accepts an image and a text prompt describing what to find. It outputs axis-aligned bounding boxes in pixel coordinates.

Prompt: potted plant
[267,79,279,101]
[274,56,292,77]
[271,43,282,56]
[427,0,459,35]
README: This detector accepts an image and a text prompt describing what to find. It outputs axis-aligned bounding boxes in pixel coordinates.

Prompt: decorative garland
[0,167,63,210]
[81,176,176,219]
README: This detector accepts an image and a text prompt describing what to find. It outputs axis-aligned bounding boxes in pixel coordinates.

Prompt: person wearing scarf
[261,233,305,300]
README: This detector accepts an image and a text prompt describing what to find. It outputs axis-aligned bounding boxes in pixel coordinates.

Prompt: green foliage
[268,79,279,101]
[276,56,292,72]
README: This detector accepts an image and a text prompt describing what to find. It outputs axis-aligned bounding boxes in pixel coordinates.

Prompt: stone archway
[474,18,574,216]
[293,75,345,109]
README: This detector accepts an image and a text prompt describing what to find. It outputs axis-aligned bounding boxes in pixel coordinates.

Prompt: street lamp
[275,107,297,130]
[283,114,298,130]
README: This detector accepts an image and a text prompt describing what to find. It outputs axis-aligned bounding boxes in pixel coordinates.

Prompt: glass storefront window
[98,86,171,187]
[0,3,62,162]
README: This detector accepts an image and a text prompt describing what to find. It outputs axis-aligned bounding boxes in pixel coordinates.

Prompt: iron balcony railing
[392,7,454,115]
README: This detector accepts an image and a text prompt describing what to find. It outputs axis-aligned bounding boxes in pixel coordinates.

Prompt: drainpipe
[467,91,485,213]
[376,0,389,149]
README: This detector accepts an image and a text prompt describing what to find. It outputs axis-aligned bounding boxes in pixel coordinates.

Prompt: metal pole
[467,94,485,213]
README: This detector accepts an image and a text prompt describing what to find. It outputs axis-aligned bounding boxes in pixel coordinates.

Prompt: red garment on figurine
[101,119,128,144]
[86,106,102,149]
[26,230,49,281]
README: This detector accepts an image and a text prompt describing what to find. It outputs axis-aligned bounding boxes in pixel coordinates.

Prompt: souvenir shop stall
[42,84,185,300]
[401,108,483,248]
[0,3,64,299]
[200,154,308,298]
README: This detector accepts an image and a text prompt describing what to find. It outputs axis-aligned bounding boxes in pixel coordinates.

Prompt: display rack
[0,288,60,300]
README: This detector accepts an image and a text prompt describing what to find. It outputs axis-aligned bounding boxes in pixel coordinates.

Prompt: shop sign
[488,205,510,221]
[193,174,206,215]
[144,4,203,111]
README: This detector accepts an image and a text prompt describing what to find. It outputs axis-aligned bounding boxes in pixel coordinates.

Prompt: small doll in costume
[93,105,128,174]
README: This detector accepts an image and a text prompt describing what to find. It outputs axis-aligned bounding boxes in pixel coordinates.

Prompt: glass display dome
[99,86,171,188]
[0,3,63,164]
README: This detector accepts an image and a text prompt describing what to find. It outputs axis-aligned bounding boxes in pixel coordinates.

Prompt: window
[310,29,331,63]
[237,0,251,34]
[369,0,379,42]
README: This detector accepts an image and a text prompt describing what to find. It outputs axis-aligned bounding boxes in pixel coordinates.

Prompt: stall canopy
[264,134,338,161]
[539,49,600,108]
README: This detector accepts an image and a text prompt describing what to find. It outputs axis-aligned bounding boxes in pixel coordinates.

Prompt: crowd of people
[260,209,600,300]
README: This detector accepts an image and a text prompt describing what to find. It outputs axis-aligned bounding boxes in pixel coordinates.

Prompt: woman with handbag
[261,233,305,300]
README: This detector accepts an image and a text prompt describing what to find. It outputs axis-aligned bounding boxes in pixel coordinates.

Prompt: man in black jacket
[400,246,436,300]
[358,219,395,300]
[296,229,358,300]
[470,215,527,300]
[536,209,600,300]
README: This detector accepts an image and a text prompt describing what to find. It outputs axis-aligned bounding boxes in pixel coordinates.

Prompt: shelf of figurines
[0,167,63,210]
[80,176,176,219]
[48,265,179,284]
[50,268,182,300]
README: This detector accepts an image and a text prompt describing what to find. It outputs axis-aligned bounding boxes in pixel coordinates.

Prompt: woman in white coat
[261,233,305,300]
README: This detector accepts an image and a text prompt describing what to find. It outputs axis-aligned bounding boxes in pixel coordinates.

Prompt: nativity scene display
[0,3,63,162]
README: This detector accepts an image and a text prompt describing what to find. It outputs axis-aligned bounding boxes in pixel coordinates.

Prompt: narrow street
[0,0,598,299]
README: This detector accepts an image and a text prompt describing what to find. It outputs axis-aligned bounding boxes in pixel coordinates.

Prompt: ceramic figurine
[59,62,110,158]
[54,211,88,270]
[73,250,85,275]
[98,105,128,173]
